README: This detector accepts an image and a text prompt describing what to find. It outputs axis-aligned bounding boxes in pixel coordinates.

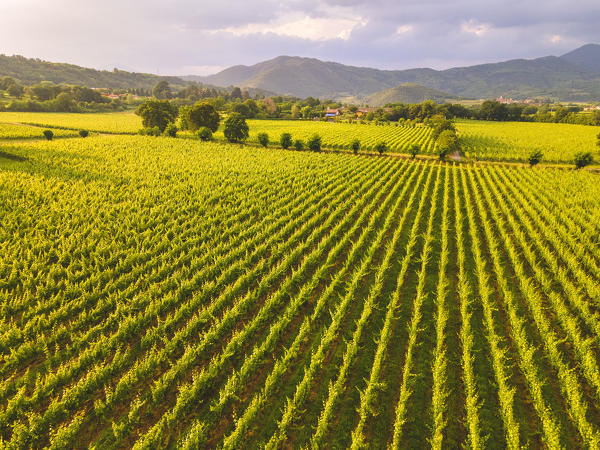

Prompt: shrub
[138,126,161,137]
[257,132,269,147]
[409,144,420,159]
[574,151,594,169]
[350,139,360,154]
[163,123,177,138]
[294,139,304,151]
[79,130,89,138]
[197,127,212,141]
[43,129,53,141]
[307,134,322,152]
[280,133,292,149]
[528,150,543,167]
[374,142,387,155]
[224,113,249,143]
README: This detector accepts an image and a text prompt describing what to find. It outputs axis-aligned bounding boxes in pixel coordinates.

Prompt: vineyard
[458,119,600,163]
[2,112,599,164]
[1,134,600,448]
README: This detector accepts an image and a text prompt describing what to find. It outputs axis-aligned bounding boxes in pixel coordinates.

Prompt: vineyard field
[2,112,599,164]
[0,111,141,134]
[1,135,600,448]
[458,119,600,163]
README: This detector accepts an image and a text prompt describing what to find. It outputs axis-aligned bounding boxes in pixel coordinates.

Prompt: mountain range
[1,44,599,102]
[188,44,600,102]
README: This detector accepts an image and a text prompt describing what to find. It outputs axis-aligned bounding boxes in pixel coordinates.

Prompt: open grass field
[1,133,600,448]
[1,112,599,164]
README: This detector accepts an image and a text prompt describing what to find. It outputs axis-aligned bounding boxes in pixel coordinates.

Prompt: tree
[374,142,387,155]
[230,87,242,100]
[224,112,249,143]
[294,139,304,151]
[596,132,600,148]
[54,92,77,112]
[591,110,600,126]
[136,100,178,132]
[164,123,177,137]
[197,127,212,141]
[7,83,24,98]
[43,130,53,140]
[307,134,322,152]
[480,100,508,121]
[574,151,594,169]
[528,150,543,167]
[409,144,420,159]
[436,130,460,160]
[350,139,360,154]
[258,132,269,147]
[280,133,292,149]
[79,130,89,138]
[72,86,104,103]
[187,102,220,132]
[30,84,55,101]
[554,106,570,123]
[231,102,251,119]
[0,76,17,90]
[152,81,171,99]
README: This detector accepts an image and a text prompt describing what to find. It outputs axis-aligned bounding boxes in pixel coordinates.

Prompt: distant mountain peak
[560,43,600,72]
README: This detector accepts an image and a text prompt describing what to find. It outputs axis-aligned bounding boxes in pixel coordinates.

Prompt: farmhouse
[325,108,340,118]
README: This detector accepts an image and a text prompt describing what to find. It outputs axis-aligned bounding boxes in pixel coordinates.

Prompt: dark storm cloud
[0,0,598,75]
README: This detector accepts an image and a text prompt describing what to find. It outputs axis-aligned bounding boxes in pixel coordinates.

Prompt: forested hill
[0,54,187,89]
[196,44,600,101]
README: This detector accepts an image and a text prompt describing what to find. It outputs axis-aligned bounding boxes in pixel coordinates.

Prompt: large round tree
[187,102,220,132]
[135,100,178,132]
[224,113,249,143]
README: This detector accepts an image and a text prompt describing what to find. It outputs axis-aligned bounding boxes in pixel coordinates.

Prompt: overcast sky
[1,0,598,76]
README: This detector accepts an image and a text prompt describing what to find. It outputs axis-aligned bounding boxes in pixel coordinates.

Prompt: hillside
[365,83,459,106]
[0,54,187,89]
[560,44,600,73]
[197,44,600,101]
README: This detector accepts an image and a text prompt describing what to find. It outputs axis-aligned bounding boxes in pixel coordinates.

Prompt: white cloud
[461,19,491,36]
[396,24,413,34]
[212,15,367,41]
[550,34,562,43]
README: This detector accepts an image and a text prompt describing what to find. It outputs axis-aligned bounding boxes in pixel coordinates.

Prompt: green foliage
[280,132,292,149]
[42,129,53,140]
[294,139,304,151]
[78,130,89,138]
[409,144,420,158]
[307,134,322,152]
[350,139,360,154]
[138,126,162,136]
[257,132,269,147]
[374,142,387,155]
[574,151,594,169]
[186,103,220,132]
[163,123,178,138]
[224,113,249,143]
[197,127,213,141]
[435,130,460,160]
[135,100,178,132]
[528,150,543,167]
[430,116,456,141]
[152,81,171,99]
